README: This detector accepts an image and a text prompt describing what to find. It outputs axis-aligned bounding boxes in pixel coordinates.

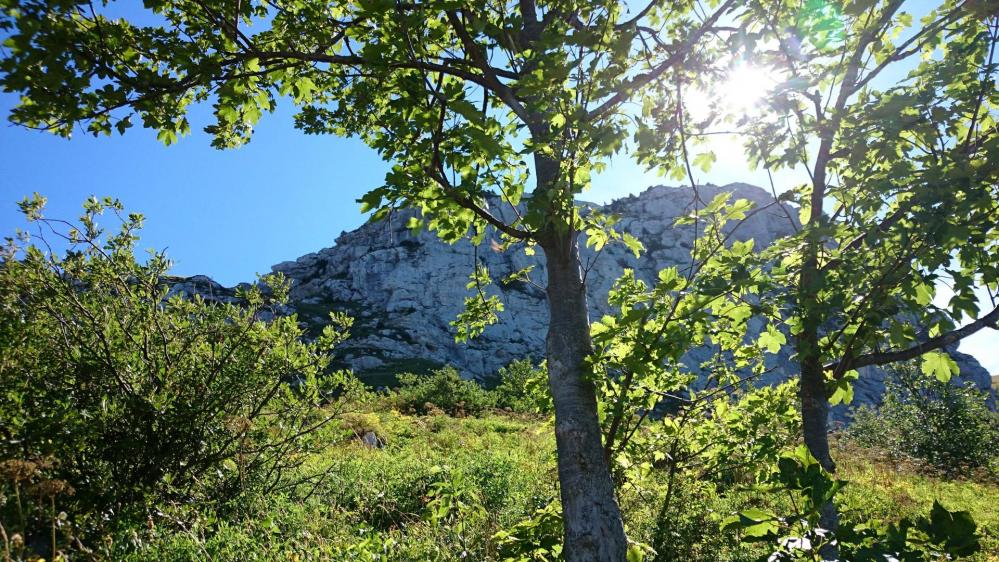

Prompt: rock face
[178,183,995,415]
[270,183,801,377]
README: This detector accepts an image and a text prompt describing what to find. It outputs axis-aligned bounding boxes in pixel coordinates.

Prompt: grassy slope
[116,410,998,561]
[834,441,999,562]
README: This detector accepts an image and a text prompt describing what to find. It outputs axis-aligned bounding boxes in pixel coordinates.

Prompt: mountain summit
[175,183,994,414]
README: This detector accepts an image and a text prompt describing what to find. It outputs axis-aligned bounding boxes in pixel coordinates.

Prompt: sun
[677,63,783,166]
[720,64,778,114]
[684,63,780,122]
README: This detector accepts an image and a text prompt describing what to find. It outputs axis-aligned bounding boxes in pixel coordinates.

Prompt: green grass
[105,410,999,561]
[834,440,999,562]
[109,409,558,561]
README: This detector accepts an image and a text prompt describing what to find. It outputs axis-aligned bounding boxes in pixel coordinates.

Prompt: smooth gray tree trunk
[541,232,628,562]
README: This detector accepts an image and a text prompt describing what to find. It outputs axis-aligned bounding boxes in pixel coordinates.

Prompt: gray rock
[361,431,383,449]
[172,183,995,420]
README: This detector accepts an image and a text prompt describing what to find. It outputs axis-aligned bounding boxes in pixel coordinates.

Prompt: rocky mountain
[172,183,994,416]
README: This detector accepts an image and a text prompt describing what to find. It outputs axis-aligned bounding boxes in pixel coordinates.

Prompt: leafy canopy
[1,0,745,246]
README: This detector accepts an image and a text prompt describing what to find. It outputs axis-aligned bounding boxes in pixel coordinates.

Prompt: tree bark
[799,349,836,473]
[799,345,840,549]
[541,232,628,562]
[798,251,839,558]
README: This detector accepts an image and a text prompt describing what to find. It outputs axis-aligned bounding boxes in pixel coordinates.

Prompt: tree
[0,196,354,549]
[0,0,748,557]
[683,0,998,547]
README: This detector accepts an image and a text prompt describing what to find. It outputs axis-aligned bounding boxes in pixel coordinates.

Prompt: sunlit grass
[834,440,999,562]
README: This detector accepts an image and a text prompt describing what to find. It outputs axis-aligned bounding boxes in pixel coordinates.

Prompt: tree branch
[444,10,533,125]
[615,0,662,30]
[586,0,737,121]
[826,304,999,375]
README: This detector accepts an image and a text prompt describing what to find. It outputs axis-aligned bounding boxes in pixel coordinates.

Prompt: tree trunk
[799,352,836,473]
[798,311,839,559]
[541,233,628,562]
[799,349,839,538]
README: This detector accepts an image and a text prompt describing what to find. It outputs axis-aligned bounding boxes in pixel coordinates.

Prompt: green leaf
[924,501,980,556]
[692,151,717,172]
[921,351,958,383]
[622,233,644,258]
[358,189,385,214]
[721,508,779,539]
[828,370,858,405]
[757,325,786,354]
[914,282,934,306]
[156,129,177,146]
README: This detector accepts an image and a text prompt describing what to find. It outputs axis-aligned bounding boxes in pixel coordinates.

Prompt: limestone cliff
[173,183,994,414]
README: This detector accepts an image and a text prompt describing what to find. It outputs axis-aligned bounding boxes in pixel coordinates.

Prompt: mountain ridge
[170,183,995,417]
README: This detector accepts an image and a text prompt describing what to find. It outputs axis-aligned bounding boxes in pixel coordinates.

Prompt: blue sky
[1,95,388,284]
[0,92,772,285]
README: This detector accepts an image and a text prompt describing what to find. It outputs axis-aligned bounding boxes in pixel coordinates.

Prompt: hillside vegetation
[3,198,998,562]
[3,0,998,558]
[45,397,999,561]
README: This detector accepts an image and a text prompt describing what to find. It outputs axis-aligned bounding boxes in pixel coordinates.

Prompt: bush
[492,359,553,414]
[494,501,564,561]
[845,361,999,477]
[647,477,739,562]
[339,412,385,439]
[393,366,494,416]
[0,196,353,554]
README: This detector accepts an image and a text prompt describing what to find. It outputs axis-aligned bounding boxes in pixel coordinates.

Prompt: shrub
[721,446,983,561]
[648,477,738,562]
[492,359,553,414]
[339,412,385,438]
[0,196,353,553]
[494,501,564,561]
[393,366,494,416]
[845,362,999,476]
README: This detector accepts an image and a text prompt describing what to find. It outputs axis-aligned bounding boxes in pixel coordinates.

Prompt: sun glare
[684,63,780,123]
[678,63,784,167]
[721,64,776,113]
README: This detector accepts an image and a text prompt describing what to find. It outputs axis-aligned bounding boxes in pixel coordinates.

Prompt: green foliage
[2,2,997,558]
[7,401,987,561]
[339,412,387,441]
[106,409,558,561]
[742,0,999,339]
[723,447,983,561]
[734,0,999,475]
[452,264,505,343]
[494,502,564,562]
[646,477,741,562]
[845,363,999,477]
[393,367,495,416]
[0,0,741,251]
[605,379,802,561]
[492,359,553,415]
[0,197,352,553]
[425,465,490,550]
[920,351,960,384]
[590,195,782,472]
[834,441,999,559]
